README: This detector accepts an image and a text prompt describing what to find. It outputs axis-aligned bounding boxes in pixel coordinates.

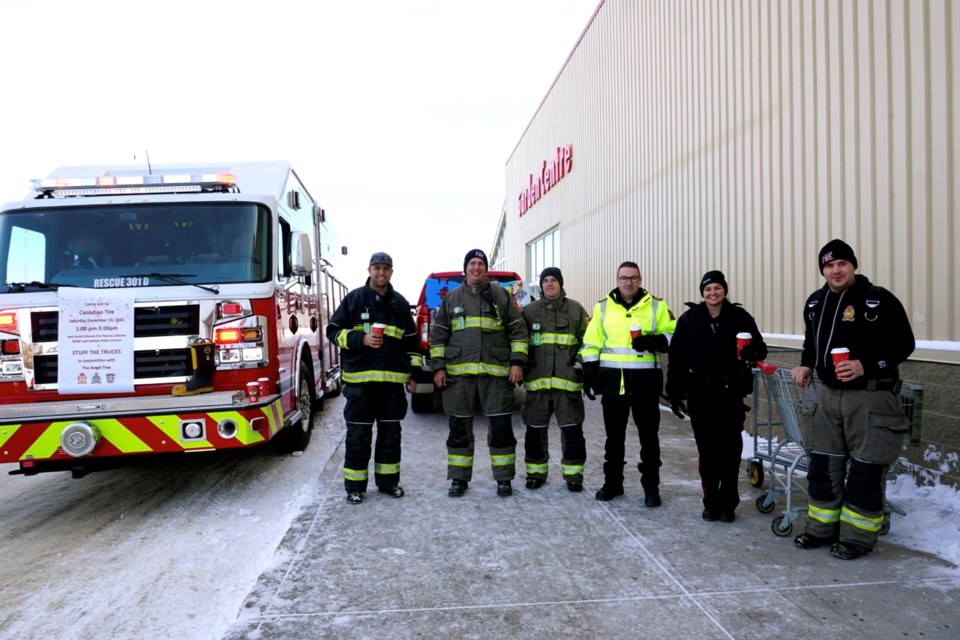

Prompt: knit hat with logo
[699,270,728,296]
[463,248,489,272]
[818,239,858,273]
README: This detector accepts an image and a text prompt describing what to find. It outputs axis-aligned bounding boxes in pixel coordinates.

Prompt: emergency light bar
[31,173,238,197]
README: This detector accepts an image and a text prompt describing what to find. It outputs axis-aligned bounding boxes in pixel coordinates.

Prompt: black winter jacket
[326,279,419,384]
[800,274,914,389]
[666,300,766,401]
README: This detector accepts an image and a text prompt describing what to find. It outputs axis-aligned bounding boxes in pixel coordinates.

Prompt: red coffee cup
[246,381,260,402]
[371,323,385,347]
[630,325,642,340]
[258,377,271,397]
[736,332,752,359]
[831,347,850,367]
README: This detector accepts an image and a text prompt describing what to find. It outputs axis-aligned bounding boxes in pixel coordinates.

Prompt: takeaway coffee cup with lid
[736,332,752,359]
[630,325,642,340]
[831,347,850,367]
[370,323,386,348]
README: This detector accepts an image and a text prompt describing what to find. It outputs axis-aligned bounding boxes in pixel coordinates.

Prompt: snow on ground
[741,429,960,566]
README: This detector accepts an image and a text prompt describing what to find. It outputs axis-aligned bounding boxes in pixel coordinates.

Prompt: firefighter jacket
[666,299,767,401]
[580,288,677,395]
[326,279,422,385]
[800,274,914,390]
[429,278,528,377]
[522,292,590,393]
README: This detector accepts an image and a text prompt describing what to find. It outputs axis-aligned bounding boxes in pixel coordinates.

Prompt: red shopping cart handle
[756,361,779,375]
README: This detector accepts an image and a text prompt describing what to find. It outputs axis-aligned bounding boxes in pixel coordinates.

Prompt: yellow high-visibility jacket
[580,288,677,394]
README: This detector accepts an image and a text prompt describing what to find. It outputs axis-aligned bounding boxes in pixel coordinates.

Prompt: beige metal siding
[504,0,959,363]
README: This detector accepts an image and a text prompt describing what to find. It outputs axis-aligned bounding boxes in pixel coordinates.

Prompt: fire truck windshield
[0,203,270,290]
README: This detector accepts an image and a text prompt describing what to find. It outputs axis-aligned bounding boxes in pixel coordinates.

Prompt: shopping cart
[747,364,923,537]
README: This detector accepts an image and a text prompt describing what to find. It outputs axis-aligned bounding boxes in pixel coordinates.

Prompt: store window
[526,227,560,298]
[491,223,508,271]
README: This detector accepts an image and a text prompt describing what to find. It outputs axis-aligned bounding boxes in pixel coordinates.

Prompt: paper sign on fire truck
[0,161,347,477]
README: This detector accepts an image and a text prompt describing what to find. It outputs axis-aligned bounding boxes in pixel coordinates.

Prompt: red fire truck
[0,161,347,477]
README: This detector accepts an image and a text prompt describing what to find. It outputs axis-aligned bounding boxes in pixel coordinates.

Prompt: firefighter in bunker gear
[430,249,528,497]
[791,239,915,559]
[326,252,421,504]
[521,267,590,492]
[580,261,677,506]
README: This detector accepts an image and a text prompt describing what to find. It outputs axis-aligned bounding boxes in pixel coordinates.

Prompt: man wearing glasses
[581,261,677,506]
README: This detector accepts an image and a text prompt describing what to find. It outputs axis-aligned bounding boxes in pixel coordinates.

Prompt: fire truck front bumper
[0,391,284,471]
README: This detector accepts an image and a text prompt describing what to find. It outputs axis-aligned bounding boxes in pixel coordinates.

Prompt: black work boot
[448,479,468,497]
[595,484,624,501]
[378,486,405,498]
[172,339,216,396]
[525,477,545,489]
[497,481,513,497]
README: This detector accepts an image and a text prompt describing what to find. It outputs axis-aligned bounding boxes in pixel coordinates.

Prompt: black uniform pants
[342,382,407,492]
[687,384,747,514]
[600,384,662,493]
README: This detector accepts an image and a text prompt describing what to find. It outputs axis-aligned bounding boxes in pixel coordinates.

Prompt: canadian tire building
[492,0,960,486]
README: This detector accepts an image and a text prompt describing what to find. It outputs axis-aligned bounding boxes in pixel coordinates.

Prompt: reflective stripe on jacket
[522,293,589,392]
[429,278,528,377]
[581,289,676,371]
[325,279,420,384]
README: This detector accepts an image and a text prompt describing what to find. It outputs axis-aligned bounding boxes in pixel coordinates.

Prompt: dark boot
[172,340,216,396]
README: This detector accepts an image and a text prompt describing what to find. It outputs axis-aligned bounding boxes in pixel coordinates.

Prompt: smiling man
[791,239,915,560]
[326,252,421,505]
[430,249,528,498]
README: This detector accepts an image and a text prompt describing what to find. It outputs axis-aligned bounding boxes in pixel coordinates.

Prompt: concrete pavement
[224,395,960,639]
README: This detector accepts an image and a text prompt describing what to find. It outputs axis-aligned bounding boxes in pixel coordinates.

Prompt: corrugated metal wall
[504,0,959,363]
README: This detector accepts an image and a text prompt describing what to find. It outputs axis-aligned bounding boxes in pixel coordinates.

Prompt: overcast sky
[0,0,599,297]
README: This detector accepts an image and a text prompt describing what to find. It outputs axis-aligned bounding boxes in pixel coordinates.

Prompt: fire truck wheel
[275,364,315,453]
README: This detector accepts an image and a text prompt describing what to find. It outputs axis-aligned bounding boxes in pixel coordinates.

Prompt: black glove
[582,374,597,401]
[739,342,761,363]
[670,398,687,420]
[632,333,669,353]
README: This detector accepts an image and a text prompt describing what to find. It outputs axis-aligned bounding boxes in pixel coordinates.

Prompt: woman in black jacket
[666,270,766,522]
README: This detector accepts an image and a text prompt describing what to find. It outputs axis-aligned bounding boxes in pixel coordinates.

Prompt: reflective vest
[580,290,676,372]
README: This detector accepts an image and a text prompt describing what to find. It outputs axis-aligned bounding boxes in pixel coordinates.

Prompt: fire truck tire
[275,364,315,453]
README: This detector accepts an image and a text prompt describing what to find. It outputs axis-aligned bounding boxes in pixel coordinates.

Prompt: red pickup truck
[410,270,529,412]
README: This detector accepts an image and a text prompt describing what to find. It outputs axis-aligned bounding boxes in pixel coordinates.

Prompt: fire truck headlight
[242,347,264,363]
[217,419,238,439]
[60,422,101,457]
[218,349,241,364]
[1,360,23,375]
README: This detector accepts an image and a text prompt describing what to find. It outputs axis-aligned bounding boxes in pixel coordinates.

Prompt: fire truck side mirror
[290,231,313,276]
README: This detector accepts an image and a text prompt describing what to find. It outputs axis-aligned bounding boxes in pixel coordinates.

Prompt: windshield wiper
[6,281,75,292]
[118,273,219,294]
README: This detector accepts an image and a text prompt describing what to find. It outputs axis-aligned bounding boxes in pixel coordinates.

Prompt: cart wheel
[880,514,891,536]
[748,459,764,488]
[756,495,776,514]
[771,515,793,537]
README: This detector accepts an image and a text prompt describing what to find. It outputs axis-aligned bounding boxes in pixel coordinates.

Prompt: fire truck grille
[31,305,200,341]
[33,349,192,385]
[28,305,200,385]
